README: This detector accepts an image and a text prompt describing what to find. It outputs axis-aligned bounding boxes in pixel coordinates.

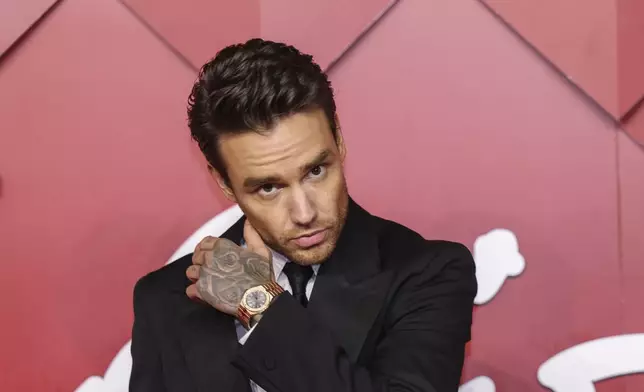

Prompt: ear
[208,165,236,202]
[335,114,347,162]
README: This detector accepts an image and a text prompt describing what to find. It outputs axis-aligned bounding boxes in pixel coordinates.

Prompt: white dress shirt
[236,245,319,392]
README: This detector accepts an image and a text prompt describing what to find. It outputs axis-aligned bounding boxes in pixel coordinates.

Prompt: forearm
[233,295,434,392]
[232,247,475,392]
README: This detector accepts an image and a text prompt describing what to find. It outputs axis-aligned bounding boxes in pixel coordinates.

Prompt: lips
[292,229,328,248]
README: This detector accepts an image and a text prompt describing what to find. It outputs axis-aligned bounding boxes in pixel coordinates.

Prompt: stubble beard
[273,182,349,266]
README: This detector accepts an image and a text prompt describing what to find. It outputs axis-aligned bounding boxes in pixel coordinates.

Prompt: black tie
[283,263,314,307]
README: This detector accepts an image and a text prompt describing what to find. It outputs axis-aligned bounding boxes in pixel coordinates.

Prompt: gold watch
[237,281,284,329]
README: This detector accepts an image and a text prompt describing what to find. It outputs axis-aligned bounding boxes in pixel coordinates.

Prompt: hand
[186,220,274,316]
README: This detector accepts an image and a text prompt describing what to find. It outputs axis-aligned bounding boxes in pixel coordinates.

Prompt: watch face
[245,289,268,310]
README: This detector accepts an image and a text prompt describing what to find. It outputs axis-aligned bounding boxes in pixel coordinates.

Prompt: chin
[286,242,335,265]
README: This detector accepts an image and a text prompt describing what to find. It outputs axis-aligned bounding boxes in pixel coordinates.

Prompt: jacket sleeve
[129,278,168,392]
[233,243,477,392]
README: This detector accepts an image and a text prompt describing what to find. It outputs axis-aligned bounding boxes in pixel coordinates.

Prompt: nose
[289,187,317,226]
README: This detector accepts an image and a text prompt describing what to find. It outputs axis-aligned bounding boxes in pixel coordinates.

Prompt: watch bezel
[241,285,272,314]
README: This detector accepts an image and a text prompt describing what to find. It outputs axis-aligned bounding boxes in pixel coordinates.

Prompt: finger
[243,220,271,261]
[186,283,201,300]
[196,236,219,251]
[192,236,219,265]
[192,248,205,266]
[186,265,200,282]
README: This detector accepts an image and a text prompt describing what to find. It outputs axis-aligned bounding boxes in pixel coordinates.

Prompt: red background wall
[1,0,642,390]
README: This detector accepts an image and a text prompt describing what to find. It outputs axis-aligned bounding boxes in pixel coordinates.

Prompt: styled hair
[187,38,337,183]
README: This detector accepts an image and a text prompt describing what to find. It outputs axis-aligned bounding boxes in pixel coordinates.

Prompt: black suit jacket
[130,199,477,392]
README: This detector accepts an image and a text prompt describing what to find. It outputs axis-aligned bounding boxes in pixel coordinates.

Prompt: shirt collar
[270,248,320,281]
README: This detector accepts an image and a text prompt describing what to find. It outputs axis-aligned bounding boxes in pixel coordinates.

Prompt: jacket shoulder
[133,254,193,304]
[374,216,474,273]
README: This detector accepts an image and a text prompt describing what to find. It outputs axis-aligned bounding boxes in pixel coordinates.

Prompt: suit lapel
[308,199,394,364]
[177,217,251,392]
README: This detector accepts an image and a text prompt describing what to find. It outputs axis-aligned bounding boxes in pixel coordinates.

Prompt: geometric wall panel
[260,0,399,71]
[2,0,644,390]
[623,96,644,147]
[617,0,644,120]
[0,0,226,389]
[329,0,632,389]
[481,0,644,126]
[615,129,644,391]
[120,0,260,69]
[119,0,398,72]
[619,129,644,337]
[0,0,59,57]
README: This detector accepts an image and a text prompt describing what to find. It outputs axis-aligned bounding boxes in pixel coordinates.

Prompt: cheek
[240,199,288,239]
[261,217,285,241]
[312,171,345,215]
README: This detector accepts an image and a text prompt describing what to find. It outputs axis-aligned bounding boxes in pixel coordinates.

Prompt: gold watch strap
[263,280,284,297]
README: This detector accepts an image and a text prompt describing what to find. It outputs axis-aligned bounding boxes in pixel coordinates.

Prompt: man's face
[215,109,349,265]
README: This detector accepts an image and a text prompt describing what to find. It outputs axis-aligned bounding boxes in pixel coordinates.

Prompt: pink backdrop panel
[481,0,619,119]
[1,0,643,390]
[617,129,644,390]
[329,0,622,390]
[0,0,59,56]
[620,127,644,335]
[624,111,644,145]
[618,0,644,117]
[0,0,224,389]
[260,0,397,71]
[120,0,260,69]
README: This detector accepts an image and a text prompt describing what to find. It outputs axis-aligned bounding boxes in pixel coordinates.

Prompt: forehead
[219,109,336,183]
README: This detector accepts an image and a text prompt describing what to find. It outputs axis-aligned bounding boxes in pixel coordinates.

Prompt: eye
[257,184,279,197]
[309,165,326,178]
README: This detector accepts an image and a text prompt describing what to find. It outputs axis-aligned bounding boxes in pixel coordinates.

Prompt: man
[130,38,477,392]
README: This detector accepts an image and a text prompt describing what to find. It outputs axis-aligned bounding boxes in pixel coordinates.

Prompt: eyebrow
[243,175,282,189]
[300,149,331,174]
[242,149,332,189]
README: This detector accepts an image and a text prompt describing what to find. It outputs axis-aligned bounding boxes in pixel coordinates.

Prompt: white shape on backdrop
[537,333,644,392]
[472,228,525,305]
[458,375,496,392]
[74,341,133,392]
[73,205,243,392]
[74,209,523,392]
[458,227,527,391]
[167,204,244,264]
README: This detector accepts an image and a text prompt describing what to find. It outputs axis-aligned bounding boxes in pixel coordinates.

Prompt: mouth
[291,228,329,248]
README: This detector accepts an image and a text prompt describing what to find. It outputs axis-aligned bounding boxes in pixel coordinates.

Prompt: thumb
[243,219,272,262]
